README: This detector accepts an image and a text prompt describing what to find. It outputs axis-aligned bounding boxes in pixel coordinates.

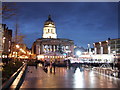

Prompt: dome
[44,15,55,26]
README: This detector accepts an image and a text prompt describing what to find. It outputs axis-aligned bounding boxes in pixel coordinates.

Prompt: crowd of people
[42,60,57,73]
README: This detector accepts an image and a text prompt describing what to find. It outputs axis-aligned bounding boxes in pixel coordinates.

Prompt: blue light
[63,53,67,56]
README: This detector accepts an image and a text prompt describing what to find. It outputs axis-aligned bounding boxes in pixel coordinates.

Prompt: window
[51,29,53,33]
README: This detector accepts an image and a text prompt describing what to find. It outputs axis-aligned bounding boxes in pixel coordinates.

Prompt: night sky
[3,2,118,49]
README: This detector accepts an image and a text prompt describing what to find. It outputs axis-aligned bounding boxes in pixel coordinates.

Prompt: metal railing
[93,67,119,78]
[1,63,27,89]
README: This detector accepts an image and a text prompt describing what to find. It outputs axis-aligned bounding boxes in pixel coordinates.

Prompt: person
[44,66,48,73]
[34,60,38,69]
[66,60,69,67]
[35,63,38,69]
[53,61,56,74]
[50,61,53,73]
[44,60,47,67]
[43,60,48,73]
[116,62,120,78]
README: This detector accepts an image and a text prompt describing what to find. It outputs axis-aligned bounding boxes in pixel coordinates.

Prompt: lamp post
[112,40,117,70]
[76,51,81,60]
[15,44,20,60]
[76,51,81,57]
[88,44,92,68]
[76,50,82,68]
[113,51,116,70]
[114,40,117,70]
[76,50,80,61]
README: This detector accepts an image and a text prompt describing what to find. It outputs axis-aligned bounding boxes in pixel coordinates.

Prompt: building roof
[93,38,120,44]
[37,38,74,42]
[32,38,74,45]
[44,15,55,26]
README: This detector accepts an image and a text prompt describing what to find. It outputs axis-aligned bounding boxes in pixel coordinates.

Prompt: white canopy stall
[37,52,66,62]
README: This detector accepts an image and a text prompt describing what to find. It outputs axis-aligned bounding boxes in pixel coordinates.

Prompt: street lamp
[76,51,82,64]
[76,51,81,57]
[16,44,20,48]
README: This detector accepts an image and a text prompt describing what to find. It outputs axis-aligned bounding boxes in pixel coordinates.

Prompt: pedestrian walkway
[20,66,70,88]
[20,65,120,88]
[20,66,49,88]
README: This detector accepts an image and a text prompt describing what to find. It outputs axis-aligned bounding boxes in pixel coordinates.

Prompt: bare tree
[1,2,16,19]
[1,2,25,44]
[12,33,25,44]
[1,2,26,58]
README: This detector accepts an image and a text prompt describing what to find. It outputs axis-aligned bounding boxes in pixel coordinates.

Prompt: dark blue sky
[3,2,118,48]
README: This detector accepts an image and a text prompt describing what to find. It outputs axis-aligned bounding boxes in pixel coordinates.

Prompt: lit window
[51,29,53,33]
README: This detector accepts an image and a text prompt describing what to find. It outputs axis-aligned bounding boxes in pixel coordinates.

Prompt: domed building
[32,15,74,60]
[42,15,57,38]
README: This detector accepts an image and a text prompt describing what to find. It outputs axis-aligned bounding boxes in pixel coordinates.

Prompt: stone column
[50,45,52,52]
[47,45,49,53]
[47,45,49,52]
[39,45,40,54]
[101,47,103,54]
[108,46,111,54]
[49,45,50,52]
[57,45,59,51]
[53,45,55,52]
[64,46,66,51]
[44,45,46,53]
[42,44,44,53]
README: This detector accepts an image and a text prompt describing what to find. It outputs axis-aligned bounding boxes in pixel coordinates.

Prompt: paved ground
[20,64,120,88]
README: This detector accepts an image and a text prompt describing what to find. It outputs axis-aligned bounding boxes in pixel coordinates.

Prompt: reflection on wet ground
[20,64,120,88]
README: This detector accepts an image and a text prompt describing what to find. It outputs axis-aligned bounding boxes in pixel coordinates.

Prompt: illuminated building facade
[32,15,74,57]
[42,15,57,38]
[0,24,3,57]
[79,38,120,64]
[90,38,120,63]
[93,38,120,55]
[2,24,12,58]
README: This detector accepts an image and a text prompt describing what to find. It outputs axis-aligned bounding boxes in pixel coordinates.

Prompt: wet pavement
[20,64,120,88]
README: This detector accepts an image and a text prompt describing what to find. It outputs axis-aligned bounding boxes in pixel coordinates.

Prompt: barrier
[1,63,27,89]
[1,64,24,89]
[93,67,119,78]
[10,63,27,89]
